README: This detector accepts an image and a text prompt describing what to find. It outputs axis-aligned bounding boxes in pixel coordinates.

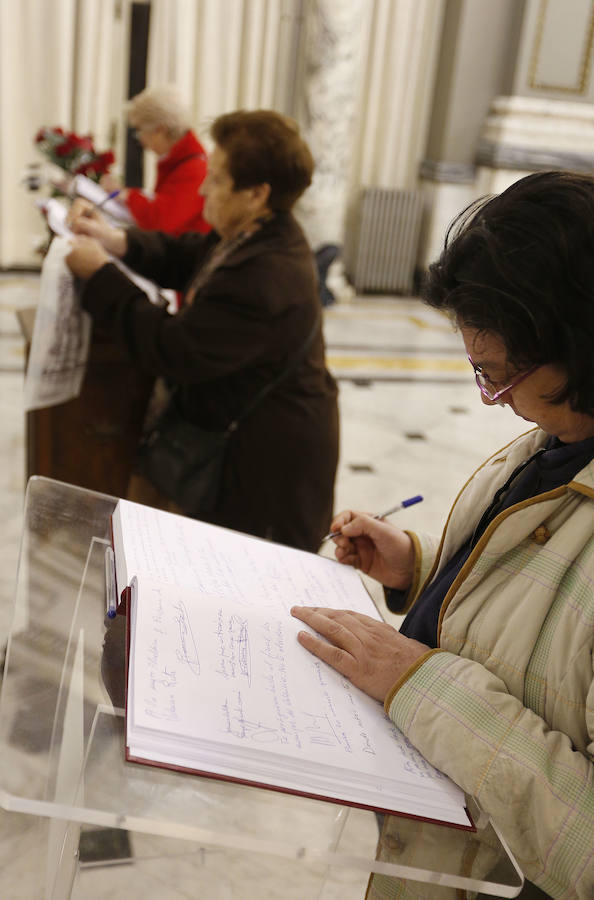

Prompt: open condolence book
[111,499,472,829]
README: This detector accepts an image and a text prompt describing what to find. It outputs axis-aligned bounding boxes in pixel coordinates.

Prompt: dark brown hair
[423,171,594,416]
[211,110,314,211]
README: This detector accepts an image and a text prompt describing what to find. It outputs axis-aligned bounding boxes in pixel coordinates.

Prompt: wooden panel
[19,310,154,498]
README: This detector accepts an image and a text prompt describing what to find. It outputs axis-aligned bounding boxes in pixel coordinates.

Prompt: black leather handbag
[137,314,320,516]
[137,401,234,514]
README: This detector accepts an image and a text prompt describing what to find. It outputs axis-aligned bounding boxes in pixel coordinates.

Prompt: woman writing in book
[99,84,210,237]
[292,172,594,899]
[66,109,338,554]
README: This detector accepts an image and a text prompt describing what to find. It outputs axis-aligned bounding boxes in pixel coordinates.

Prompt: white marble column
[294,0,366,252]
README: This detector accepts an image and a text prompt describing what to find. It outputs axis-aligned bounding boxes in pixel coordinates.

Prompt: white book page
[127,574,465,824]
[117,501,467,823]
[113,500,379,617]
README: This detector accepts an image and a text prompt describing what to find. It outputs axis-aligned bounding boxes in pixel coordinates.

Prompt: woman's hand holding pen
[99,172,122,194]
[295,505,426,700]
[99,173,129,203]
[329,511,415,591]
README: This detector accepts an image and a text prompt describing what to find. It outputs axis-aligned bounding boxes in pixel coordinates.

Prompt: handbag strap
[227,311,322,433]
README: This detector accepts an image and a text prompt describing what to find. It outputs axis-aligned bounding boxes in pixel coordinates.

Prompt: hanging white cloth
[23,236,92,411]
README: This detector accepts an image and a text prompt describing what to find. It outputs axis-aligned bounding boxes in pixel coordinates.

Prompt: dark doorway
[125,2,151,187]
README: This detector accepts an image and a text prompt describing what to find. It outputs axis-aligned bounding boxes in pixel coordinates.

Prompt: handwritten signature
[233,615,251,685]
[173,601,200,676]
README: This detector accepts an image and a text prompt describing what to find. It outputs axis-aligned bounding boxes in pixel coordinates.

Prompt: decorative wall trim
[419,159,476,184]
[489,93,594,119]
[528,0,594,94]
[478,95,594,173]
[476,139,594,172]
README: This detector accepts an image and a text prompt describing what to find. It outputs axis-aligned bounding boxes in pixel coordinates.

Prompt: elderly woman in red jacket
[100,84,210,236]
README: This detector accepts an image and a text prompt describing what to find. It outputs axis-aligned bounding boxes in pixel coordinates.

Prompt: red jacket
[126,130,210,235]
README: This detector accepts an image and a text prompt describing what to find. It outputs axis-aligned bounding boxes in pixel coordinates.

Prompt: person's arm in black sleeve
[122,227,215,290]
[80,258,277,383]
[66,199,216,293]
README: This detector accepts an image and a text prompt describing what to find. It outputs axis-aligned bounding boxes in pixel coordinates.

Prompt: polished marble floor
[0,273,525,898]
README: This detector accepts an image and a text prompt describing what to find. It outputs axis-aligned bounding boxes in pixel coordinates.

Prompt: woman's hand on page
[290,606,430,702]
[329,511,415,591]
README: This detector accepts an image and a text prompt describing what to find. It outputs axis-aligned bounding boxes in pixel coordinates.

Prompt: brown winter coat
[80,213,339,551]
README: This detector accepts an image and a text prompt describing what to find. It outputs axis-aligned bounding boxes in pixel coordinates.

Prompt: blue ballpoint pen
[322,494,423,541]
[94,189,121,210]
[105,545,118,618]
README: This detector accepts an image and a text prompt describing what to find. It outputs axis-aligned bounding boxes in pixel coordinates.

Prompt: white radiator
[345,188,423,294]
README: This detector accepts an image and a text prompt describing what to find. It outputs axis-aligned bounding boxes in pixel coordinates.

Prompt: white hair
[126,85,192,139]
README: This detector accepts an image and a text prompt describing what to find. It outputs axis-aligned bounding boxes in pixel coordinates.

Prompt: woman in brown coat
[66,110,338,552]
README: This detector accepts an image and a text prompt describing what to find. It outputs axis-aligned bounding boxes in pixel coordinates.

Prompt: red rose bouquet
[34,126,115,181]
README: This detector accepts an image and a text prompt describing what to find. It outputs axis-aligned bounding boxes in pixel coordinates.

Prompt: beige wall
[425,0,523,168]
[513,0,594,102]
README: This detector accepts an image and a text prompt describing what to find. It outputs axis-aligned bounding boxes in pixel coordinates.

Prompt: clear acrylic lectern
[0,477,524,898]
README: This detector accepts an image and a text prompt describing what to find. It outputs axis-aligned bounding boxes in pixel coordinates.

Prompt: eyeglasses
[467,354,539,402]
[133,126,155,139]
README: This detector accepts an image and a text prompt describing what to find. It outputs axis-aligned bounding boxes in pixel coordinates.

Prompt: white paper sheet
[39,198,177,310]
[72,174,135,224]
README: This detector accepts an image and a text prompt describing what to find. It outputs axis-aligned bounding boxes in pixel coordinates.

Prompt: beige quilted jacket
[371,429,594,899]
